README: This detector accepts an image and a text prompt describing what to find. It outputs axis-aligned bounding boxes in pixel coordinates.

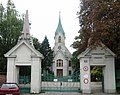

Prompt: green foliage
[39,36,53,73]
[91,66,102,82]
[32,37,41,51]
[0,0,23,72]
[73,0,120,68]
[71,51,79,71]
[72,0,120,79]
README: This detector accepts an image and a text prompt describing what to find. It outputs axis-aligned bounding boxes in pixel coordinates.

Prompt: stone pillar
[7,57,17,83]
[80,57,91,94]
[103,57,116,93]
[16,67,19,83]
[63,60,68,76]
[31,57,41,93]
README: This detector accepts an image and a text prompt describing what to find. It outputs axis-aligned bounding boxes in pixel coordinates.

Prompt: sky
[1,0,80,53]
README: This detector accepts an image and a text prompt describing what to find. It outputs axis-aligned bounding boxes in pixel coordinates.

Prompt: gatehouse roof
[4,40,44,59]
[77,42,115,58]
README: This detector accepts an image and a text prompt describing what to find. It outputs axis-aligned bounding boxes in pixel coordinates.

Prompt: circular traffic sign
[83,66,88,71]
[83,78,89,84]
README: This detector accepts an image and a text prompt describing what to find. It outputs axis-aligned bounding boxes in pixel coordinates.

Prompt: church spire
[55,12,65,36]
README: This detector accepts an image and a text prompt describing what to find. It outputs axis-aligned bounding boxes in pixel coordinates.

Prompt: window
[56,59,63,67]
[58,36,61,43]
[69,70,72,76]
[69,61,71,67]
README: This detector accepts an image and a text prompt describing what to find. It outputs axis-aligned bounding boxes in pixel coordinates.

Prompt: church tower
[53,13,72,77]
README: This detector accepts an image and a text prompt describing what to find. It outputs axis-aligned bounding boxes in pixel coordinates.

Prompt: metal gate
[19,76,30,93]
[41,70,81,92]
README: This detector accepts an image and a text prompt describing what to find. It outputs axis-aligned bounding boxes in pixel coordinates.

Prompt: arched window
[56,59,63,67]
[58,36,61,43]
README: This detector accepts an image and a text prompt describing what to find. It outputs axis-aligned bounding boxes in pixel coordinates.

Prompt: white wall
[103,57,116,93]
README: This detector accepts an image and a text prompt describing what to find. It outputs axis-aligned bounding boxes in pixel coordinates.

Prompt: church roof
[53,45,72,60]
[54,50,66,60]
[55,12,65,36]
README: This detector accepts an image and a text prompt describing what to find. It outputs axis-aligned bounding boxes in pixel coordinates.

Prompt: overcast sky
[1,0,80,53]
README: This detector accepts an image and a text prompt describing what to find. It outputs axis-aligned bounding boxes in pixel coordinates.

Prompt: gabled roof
[54,49,66,60]
[78,42,115,58]
[53,45,72,59]
[55,13,65,36]
[4,40,44,58]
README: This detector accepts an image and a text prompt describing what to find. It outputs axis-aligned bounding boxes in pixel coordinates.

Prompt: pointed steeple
[55,12,65,36]
[22,10,30,37]
[18,10,33,46]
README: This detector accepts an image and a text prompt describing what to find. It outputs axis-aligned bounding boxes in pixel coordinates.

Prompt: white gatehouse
[78,42,116,94]
[4,10,44,93]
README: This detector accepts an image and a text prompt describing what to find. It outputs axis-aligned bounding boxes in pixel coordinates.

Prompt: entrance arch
[78,43,116,94]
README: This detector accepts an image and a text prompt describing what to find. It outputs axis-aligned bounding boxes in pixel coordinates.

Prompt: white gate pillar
[103,57,116,93]
[31,57,41,93]
[79,57,91,94]
[7,57,17,83]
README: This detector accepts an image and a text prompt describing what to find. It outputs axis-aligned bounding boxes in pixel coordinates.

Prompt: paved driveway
[21,92,120,95]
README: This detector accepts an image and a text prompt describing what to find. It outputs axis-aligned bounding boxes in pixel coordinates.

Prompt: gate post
[6,57,18,83]
[103,57,116,93]
[79,57,91,94]
[31,57,41,93]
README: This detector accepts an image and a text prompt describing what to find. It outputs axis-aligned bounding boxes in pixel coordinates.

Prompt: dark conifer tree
[39,36,53,73]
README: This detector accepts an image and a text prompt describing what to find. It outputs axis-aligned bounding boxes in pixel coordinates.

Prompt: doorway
[19,66,31,93]
[57,69,63,77]
[91,66,104,93]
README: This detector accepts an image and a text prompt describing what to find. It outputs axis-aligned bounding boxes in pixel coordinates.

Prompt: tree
[39,36,53,73]
[0,0,23,72]
[32,37,41,51]
[72,0,120,81]
[71,51,79,71]
[72,0,120,67]
[0,4,4,22]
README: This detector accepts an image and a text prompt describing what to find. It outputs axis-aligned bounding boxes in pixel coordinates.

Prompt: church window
[56,59,63,67]
[69,61,71,67]
[58,36,61,43]
[69,70,72,75]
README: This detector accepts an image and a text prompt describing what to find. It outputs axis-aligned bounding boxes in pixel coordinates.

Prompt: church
[52,13,72,77]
